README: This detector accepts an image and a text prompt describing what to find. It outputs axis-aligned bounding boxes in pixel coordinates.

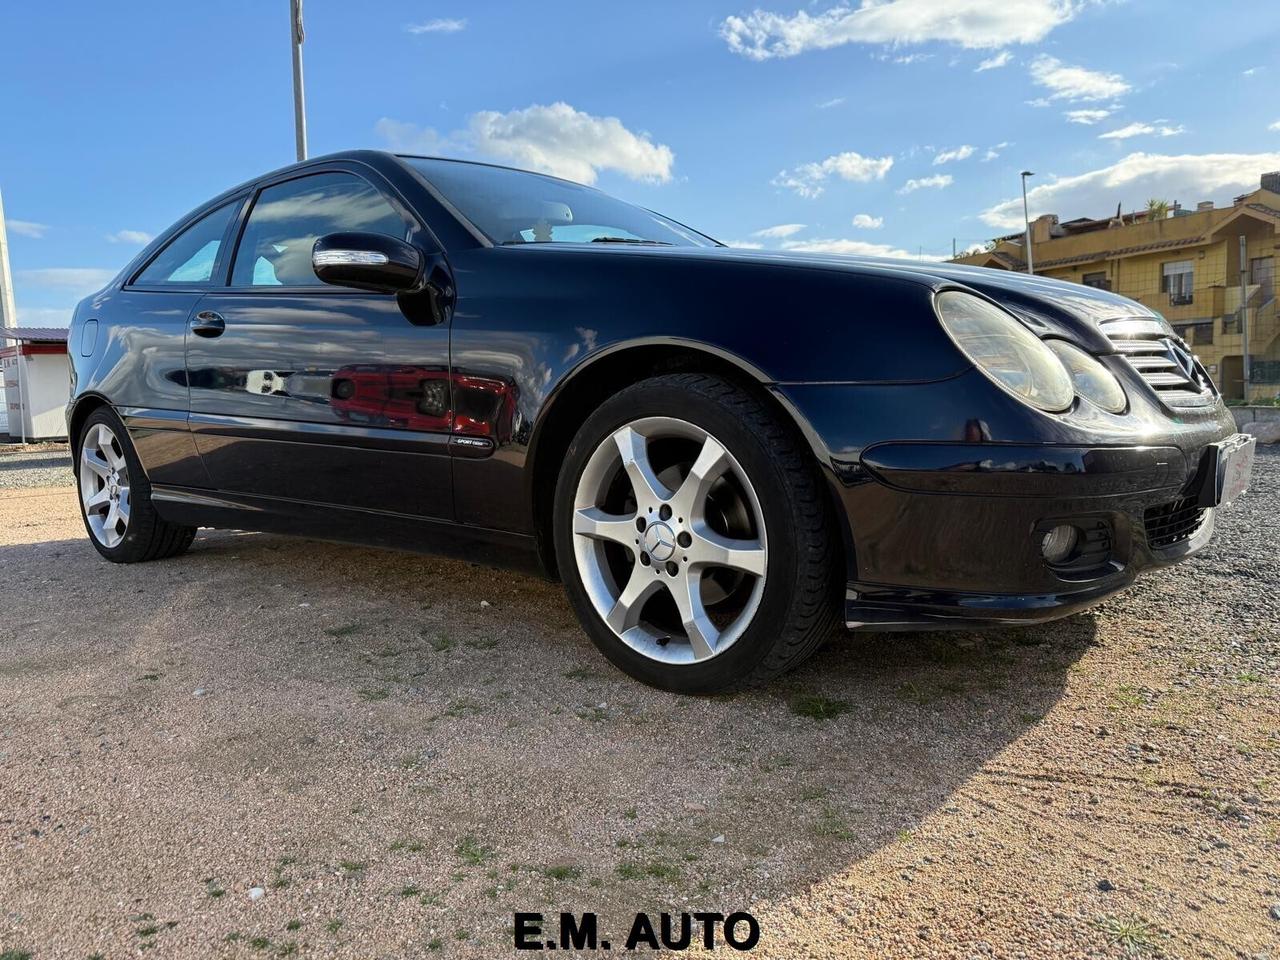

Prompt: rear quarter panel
[69,287,208,486]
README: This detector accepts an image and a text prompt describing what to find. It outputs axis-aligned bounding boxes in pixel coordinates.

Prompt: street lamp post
[290,0,308,161]
[1240,235,1251,398]
[1020,170,1035,276]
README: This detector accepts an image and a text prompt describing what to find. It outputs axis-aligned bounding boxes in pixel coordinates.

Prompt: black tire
[553,373,840,693]
[75,406,197,563]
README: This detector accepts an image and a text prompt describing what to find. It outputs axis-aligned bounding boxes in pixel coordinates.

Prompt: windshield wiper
[590,236,673,245]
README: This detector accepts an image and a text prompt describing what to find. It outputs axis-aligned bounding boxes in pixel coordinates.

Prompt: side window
[231,172,409,287]
[134,201,239,285]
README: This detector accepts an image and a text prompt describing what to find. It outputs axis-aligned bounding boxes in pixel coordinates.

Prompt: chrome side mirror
[312,232,423,293]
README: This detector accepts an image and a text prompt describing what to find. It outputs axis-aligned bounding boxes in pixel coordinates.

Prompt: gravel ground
[0,443,71,489]
[0,448,1276,959]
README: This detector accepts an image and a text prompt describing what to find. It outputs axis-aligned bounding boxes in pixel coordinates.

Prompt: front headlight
[1045,340,1127,414]
[934,291,1074,412]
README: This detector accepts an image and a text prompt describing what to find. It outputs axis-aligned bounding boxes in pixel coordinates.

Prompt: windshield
[403,157,718,248]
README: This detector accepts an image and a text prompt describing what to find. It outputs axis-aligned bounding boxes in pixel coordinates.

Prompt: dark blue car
[66,151,1255,692]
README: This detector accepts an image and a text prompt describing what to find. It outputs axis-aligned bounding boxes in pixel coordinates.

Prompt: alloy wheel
[79,422,131,548]
[571,416,767,664]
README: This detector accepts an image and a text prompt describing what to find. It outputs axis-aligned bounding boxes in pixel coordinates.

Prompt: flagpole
[290,0,308,161]
[0,188,16,328]
[0,187,24,442]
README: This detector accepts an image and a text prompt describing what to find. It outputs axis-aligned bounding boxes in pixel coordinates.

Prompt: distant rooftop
[953,172,1280,269]
[0,327,69,342]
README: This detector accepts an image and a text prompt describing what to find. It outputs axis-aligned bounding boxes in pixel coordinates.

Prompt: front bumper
[773,371,1244,632]
[843,440,1226,630]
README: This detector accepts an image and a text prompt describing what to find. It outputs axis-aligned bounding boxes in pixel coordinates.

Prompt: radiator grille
[1098,318,1217,408]
[1143,497,1207,549]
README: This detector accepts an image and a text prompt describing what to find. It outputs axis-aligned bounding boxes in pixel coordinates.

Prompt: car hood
[842,255,1161,353]
[559,244,1158,353]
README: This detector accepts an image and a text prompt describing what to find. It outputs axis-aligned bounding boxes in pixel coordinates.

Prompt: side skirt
[150,485,547,577]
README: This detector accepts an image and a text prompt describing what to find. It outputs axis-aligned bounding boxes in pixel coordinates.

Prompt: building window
[1082,271,1110,290]
[1250,256,1274,302]
[1172,322,1212,346]
[1161,259,1194,305]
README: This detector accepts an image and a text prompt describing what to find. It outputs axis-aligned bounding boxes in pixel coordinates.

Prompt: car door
[105,196,246,488]
[185,167,454,519]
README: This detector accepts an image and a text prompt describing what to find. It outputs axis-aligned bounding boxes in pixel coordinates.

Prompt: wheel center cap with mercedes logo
[643,521,677,562]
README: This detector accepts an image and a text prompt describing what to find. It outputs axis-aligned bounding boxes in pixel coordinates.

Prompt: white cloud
[1065,108,1112,125]
[933,144,975,165]
[377,103,675,185]
[752,223,807,238]
[982,141,1011,161]
[899,173,953,194]
[1029,55,1129,101]
[976,50,1013,71]
[852,213,883,228]
[374,117,450,155]
[105,229,153,244]
[782,238,910,257]
[467,103,673,185]
[8,220,48,239]
[979,151,1280,229]
[406,18,467,34]
[1270,120,1280,132]
[18,268,116,295]
[817,97,846,109]
[721,0,1083,60]
[1098,121,1184,141]
[1242,66,1262,77]
[726,240,766,249]
[773,150,894,198]
[781,237,946,260]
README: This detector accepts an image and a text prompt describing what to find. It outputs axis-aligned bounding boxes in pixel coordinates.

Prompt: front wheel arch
[526,342,842,580]
[551,372,842,692]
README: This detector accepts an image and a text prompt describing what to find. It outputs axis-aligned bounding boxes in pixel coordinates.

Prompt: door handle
[190,311,226,338]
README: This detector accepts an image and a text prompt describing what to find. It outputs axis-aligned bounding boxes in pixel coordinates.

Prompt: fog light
[1041,524,1079,564]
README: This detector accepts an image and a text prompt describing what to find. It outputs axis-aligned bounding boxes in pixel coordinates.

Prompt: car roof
[213,150,589,200]
[391,154,609,191]
[198,149,405,207]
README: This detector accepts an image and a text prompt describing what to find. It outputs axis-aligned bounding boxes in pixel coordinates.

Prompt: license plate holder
[1197,433,1257,508]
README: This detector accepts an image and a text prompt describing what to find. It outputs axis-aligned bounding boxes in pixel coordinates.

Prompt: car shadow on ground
[1,525,1100,954]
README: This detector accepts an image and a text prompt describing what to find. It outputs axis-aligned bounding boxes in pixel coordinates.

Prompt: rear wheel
[553,373,840,693]
[76,407,197,563]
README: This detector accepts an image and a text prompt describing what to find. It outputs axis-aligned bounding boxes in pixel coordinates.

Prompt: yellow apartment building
[952,172,1280,402]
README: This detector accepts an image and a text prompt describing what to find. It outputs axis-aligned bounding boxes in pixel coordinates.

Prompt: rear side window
[134,201,238,285]
[231,172,409,287]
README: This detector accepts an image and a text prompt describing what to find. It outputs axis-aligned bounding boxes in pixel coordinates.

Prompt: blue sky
[3,0,1279,326]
